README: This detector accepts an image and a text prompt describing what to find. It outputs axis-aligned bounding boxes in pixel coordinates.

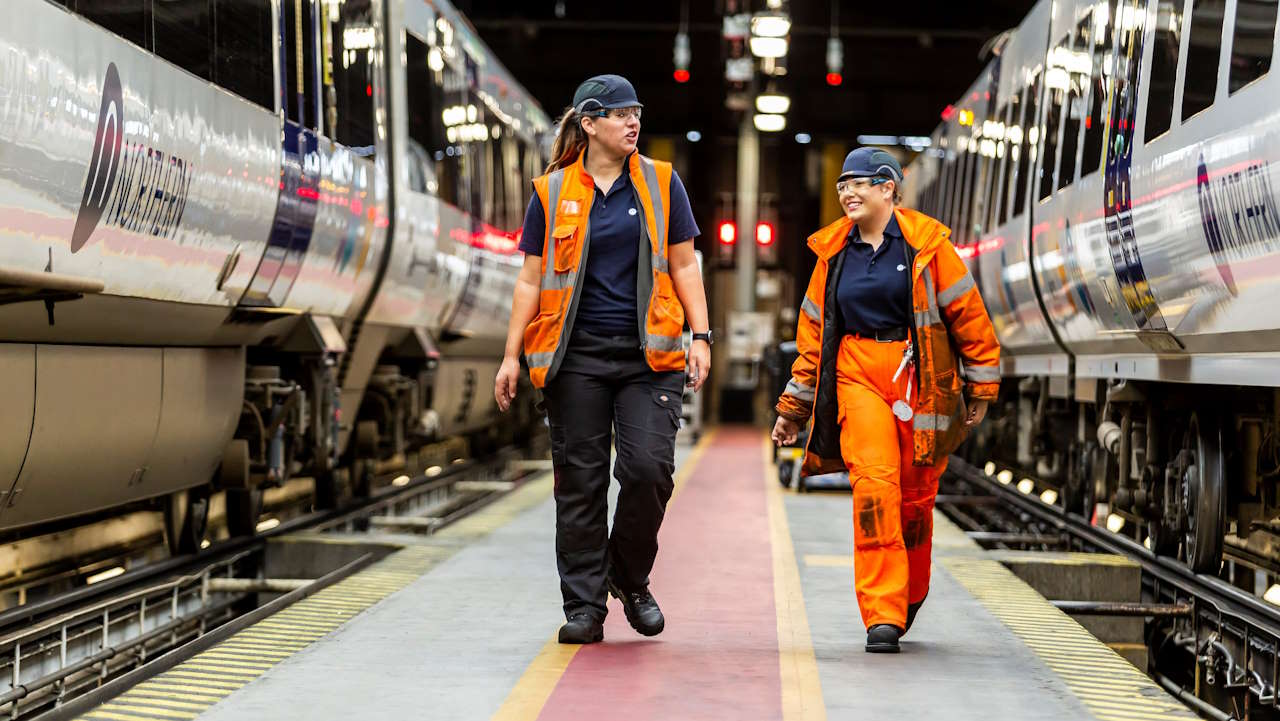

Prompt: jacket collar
[571,147,641,187]
[808,207,950,265]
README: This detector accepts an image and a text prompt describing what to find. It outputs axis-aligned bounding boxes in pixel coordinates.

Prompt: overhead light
[857,134,899,146]
[391,474,411,487]
[427,48,444,72]
[749,37,788,59]
[983,461,996,476]
[1039,489,1059,505]
[1017,478,1035,494]
[753,113,786,132]
[751,12,791,38]
[256,517,281,532]
[686,130,702,142]
[794,132,811,144]
[996,469,1013,485]
[87,566,125,585]
[1265,584,1280,606]
[902,135,932,147]
[426,465,443,476]
[755,93,791,114]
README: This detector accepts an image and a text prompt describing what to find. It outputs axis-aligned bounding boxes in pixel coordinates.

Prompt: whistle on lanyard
[890,342,915,422]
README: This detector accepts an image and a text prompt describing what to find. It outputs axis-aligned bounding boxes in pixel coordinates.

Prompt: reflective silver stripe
[639,157,667,254]
[547,270,577,291]
[653,253,669,274]
[527,351,555,369]
[784,379,815,403]
[915,307,943,327]
[645,333,684,352]
[937,272,976,307]
[542,169,566,290]
[913,413,951,432]
[801,295,821,322]
[962,363,1001,383]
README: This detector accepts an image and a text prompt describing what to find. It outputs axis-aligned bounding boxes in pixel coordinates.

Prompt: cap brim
[838,170,879,180]
[601,100,644,109]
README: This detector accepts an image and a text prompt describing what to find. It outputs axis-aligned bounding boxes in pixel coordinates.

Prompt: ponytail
[545,107,588,173]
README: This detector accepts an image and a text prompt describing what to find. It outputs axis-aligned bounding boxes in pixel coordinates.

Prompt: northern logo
[72,63,195,253]
[1195,152,1280,297]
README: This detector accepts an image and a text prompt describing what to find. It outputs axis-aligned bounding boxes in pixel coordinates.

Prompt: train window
[153,2,212,82]
[69,1,151,50]
[1229,0,1279,93]
[332,2,376,149]
[1081,1,1117,176]
[1144,0,1182,140]
[943,154,959,227]
[212,2,275,110]
[1039,48,1064,202]
[985,104,1009,230]
[1058,14,1091,189]
[405,32,467,206]
[1012,74,1039,217]
[1182,0,1226,120]
[999,94,1019,225]
[963,147,982,242]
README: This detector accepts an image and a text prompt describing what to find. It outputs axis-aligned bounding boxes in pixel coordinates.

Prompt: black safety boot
[607,578,665,636]
[558,613,604,644]
[865,624,902,653]
[904,594,927,634]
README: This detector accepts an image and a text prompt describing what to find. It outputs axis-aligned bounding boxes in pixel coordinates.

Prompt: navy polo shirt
[518,168,699,337]
[835,216,912,336]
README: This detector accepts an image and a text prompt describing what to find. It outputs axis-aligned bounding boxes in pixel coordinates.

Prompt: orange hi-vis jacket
[523,149,686,388]
[776,207,1001,473]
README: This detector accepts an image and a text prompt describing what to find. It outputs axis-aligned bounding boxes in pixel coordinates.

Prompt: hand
[494,357,521,412]
[686,340,710,393]
[965,399,989,427]
[772,416,801,446]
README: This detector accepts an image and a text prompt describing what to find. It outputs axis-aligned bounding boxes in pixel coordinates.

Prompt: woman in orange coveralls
[772,147,1000,653]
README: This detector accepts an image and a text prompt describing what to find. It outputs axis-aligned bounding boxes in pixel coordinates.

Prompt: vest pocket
[552,223,578,273]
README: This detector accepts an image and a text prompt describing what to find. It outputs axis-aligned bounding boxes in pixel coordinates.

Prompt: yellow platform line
[942,556,1198,720]
[490,429,717,721]
[763,436,827,721]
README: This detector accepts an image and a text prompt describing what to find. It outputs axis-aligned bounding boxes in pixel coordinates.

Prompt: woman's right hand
[494,357,522,412]
[771,416,801,446]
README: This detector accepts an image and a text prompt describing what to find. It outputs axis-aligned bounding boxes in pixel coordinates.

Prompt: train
[903,0,1280,574]
[0,0,548,553]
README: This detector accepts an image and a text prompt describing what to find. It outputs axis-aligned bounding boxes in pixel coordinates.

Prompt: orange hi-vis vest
[776,207,1001,472]
[523,150,686,388]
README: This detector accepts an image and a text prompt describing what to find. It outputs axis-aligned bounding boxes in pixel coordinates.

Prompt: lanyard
[891,342,914,422]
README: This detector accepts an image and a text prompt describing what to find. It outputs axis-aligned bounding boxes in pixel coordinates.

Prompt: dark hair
[545,107,588,173]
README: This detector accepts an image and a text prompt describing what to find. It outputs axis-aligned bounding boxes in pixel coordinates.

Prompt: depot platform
[74,428,1196,721]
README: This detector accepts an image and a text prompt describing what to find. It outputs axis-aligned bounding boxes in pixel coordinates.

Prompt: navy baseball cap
[572,74,643,113]
[839,147,904,184]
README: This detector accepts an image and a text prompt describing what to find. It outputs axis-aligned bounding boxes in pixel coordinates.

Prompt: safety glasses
[835,177,888,195]
[590,106,642,121]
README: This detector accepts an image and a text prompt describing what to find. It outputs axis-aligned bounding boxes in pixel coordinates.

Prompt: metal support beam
[206,578,313,593]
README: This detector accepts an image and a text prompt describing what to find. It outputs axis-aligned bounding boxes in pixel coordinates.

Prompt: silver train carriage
[0,0,549,550]
[904,0,1280,573]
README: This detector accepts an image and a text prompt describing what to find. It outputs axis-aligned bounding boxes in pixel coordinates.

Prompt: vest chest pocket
[552,223,579,273]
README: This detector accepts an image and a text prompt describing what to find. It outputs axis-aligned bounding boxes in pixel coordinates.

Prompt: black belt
[848,326,909,342]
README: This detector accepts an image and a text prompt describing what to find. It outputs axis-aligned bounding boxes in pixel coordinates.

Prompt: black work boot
[607,578,665,636]
[558,613,604,644]
[904,594,927,634]
[865,624,902,653]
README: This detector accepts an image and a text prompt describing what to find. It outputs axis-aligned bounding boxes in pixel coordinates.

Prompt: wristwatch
[691,331,713,345]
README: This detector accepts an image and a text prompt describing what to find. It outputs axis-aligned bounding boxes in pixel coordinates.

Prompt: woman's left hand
[965,399,989,427]
[686,341,710,393]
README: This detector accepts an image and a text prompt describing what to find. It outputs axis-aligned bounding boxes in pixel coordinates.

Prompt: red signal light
[755,221,775,246]
[718,221,737,246]
[826,72,842,86]
[941,103,956,121]
[674,69,690,83]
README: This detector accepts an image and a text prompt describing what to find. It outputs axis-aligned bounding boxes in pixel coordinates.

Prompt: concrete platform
[75,428,1197,721]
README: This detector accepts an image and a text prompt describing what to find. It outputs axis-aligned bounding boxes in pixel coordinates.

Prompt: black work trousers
[543,329,685,621]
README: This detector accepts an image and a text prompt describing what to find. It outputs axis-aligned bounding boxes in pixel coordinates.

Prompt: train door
[238,0,324,308]
[1100,0,1175,342]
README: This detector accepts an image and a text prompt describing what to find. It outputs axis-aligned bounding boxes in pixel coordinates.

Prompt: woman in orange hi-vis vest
[772,147,1000,653]
[494,75,710,645]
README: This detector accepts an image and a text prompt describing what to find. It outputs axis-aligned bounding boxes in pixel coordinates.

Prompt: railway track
[943,457,1280,721]
[1,440,546,721]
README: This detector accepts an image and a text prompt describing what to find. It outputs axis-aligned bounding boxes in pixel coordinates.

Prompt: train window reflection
[212,1,274,111]
[1144,0,1182,140]
[1229,0,1279,93]
[1182,0,1227,120]
[1000,92,1020,225]
[1039,36,1069,201]
[153,2,212,84]
[70,1,151,50]
[985,104,1009,230]
[1012,74,1039,217]
[333,2,376,149]
[1081,0,1117,176]
[1057,13,1092,189]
